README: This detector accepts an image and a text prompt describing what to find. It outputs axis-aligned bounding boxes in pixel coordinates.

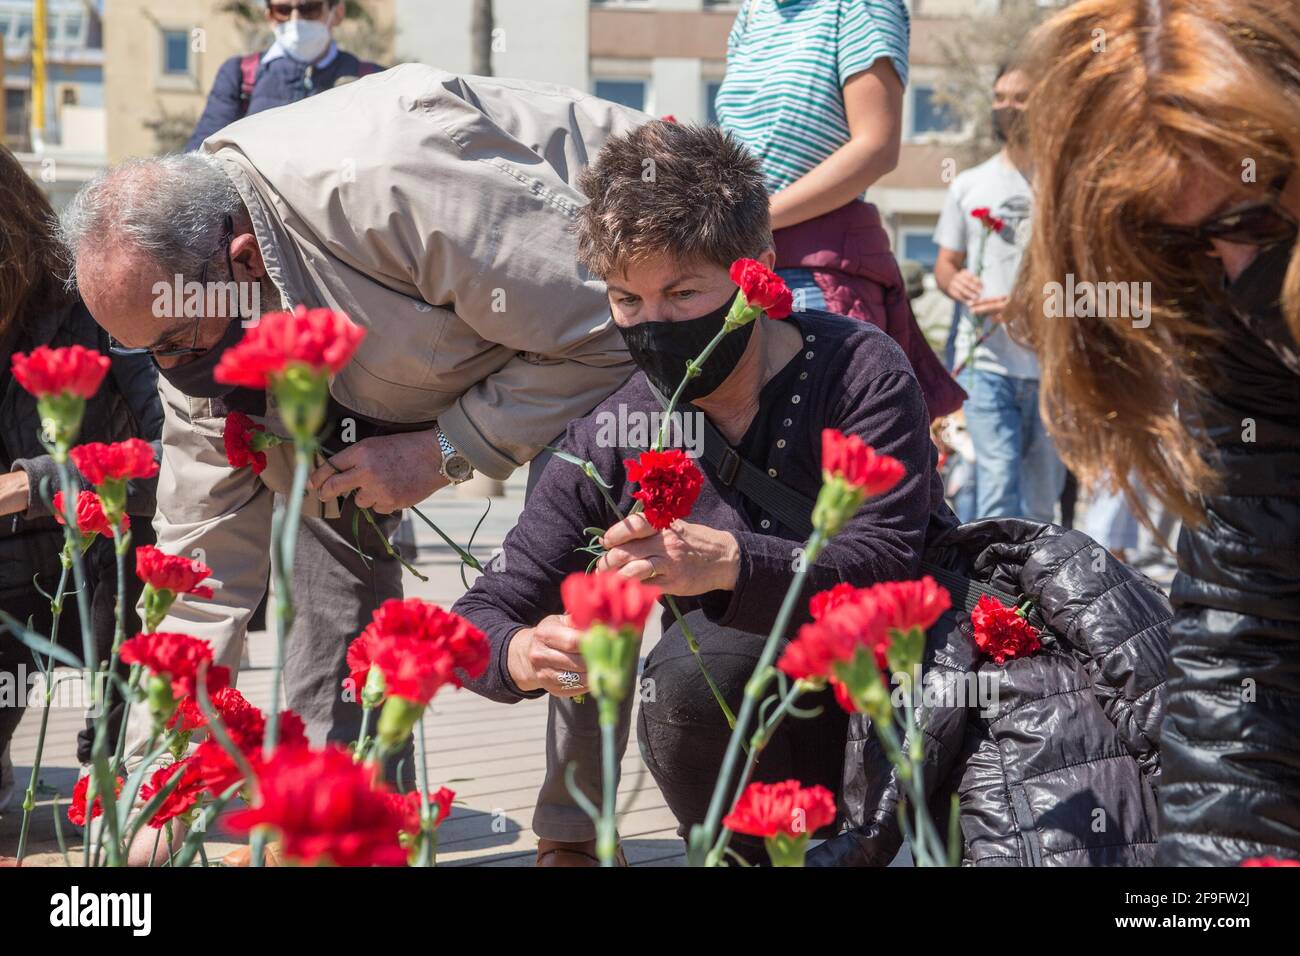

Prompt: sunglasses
[1146,176,1297,258]
[108,217,239,359]
[266,1,331,22]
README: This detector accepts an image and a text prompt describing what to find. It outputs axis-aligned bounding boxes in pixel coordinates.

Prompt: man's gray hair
[60,151,244,289]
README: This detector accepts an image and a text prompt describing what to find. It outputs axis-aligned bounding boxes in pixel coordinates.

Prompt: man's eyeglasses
[266,1,331,22]
[1145,176,1297,259]
[108,216,237,359]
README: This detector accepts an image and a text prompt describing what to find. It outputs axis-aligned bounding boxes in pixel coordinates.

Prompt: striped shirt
[716,0,910,194]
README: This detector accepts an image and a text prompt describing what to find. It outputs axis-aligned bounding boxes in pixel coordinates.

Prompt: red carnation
[213,305,365,390]
[68,773,124,827]
[119,632,228,700]
[369,635,461,707]
[227,744,408,867]
[346,598,490,698]
[167,685,252,735]
[560,571,660,633]
[1240,856,1300,867]
[136,545,213,599]
[971,207,1004,233]
[193,706,307,796]
[69,438,158,487]
[138,757,206,828]
[389,786,456,836]
[723,779,836,839]
[11,345,109,399]
[625,449,704,530]
[970,594,1041,665]
[874,576,952,635]
[809,582,859,621]
[223,410,275,475]
[779,594,886,683]
[52,490,125,539]
[729,258,793,320]
[821,429,906,497]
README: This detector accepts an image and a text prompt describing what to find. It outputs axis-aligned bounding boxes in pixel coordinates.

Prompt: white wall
[395,0,589,91]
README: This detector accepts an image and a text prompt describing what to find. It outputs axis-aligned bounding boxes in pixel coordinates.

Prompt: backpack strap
[237,52,262,114]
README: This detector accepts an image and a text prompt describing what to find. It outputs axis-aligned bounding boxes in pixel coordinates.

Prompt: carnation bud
[376,694,424,751]
[145,672,178,726]
[578,623,639,705]
[37,394,86,457]
[831,645,893,726]
[272,365,330,444]
[811,474,866,540]
[764,831,813,867]
[142,585,176,635]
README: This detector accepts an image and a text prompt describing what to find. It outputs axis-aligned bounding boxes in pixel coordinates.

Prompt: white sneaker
[0,743,15,814]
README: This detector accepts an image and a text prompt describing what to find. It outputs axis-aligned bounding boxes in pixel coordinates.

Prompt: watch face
[445,454,474,482]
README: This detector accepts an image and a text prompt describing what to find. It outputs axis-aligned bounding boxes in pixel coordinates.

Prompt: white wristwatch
[435,424,474,484]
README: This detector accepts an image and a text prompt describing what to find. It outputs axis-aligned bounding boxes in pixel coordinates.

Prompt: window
[910,84,961,137]
[61,12,85,45]
[594,79,647,113]
[704,80,722,125]
[900,230,940,270]
[162,29,191,76]
[15,13,32,40]
[5,88,29,142]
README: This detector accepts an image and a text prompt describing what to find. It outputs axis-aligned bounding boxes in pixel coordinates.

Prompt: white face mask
[274,18,332,64]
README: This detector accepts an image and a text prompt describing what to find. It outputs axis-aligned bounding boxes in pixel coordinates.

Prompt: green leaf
[0,608,83,670]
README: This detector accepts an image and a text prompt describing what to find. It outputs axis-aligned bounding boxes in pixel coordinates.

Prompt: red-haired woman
[1011,0,1300,865]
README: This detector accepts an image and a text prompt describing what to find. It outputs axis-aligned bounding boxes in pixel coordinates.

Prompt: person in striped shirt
[716,0,966,421]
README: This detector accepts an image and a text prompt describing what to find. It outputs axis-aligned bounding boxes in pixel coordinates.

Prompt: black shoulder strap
[646,382,1039,625]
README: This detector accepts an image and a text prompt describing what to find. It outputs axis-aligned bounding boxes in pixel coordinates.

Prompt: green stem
[253,442,313,867]
[596,696,620,867]
[415,718,433,867]
[407,503,483,571]
[15,556,71,863]
[709,678,808,862]
[359,506,428,582]
[693,528,825,866]
[664,595,735,730]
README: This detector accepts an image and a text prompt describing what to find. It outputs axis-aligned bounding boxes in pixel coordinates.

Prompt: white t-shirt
[933,152,1038,379]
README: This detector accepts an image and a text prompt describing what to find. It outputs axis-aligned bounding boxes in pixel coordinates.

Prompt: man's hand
[970,295,1010,322]
[0,470,30,518]
[507,614,589,697]
[307,429,450,513]
[947,269,984,306]
[596,513,740,596]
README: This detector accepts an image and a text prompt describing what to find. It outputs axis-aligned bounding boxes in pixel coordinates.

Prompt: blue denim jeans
[962,369,1066,522]
[776,267,828,312]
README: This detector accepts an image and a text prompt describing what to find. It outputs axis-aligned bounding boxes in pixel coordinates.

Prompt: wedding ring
[646,556,662,581]
[557,671,583,688]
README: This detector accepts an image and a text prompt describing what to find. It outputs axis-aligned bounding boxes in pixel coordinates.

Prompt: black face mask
[1225,238,1290,319]
[616,289,753,403]
[153,316,245,398]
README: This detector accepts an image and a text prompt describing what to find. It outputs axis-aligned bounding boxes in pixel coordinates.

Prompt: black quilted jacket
[1157,295,1300,865]
[807,519,1171,867]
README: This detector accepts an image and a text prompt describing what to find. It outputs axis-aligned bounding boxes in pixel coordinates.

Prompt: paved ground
[1,465,687,867]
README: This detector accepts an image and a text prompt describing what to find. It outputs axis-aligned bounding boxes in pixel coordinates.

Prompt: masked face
[617,289,752,402]
[153,316,246,398]
[1224,238,1291,321]
[274,17,332,63]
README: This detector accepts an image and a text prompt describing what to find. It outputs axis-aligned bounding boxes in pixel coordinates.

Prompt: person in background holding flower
[0,147,162,820]
[716,0,965,423]
[1008,0,1300,866]
[933,61,1066,524]
[57,67,646,783]
[454,121,955,865]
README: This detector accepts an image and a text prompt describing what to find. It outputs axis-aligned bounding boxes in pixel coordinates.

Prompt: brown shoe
[535,838,627,867]
[222,842,284,867]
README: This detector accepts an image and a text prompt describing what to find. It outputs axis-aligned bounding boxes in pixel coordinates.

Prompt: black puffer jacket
[808,519,1170,867]
[1157,293,1300,865]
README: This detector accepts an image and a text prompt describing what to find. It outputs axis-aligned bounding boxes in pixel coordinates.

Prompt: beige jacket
[148,66,644,660]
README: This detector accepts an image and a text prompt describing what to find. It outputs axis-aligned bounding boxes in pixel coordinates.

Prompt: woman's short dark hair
[576,120,772,278]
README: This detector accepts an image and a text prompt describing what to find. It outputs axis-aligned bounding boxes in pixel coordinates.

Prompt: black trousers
[636,609,848,864]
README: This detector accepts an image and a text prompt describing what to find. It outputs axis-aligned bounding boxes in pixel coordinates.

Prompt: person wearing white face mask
[185,1,384,152]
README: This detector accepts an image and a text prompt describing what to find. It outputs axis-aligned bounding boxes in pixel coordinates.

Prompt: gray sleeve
[933,179,968,255]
